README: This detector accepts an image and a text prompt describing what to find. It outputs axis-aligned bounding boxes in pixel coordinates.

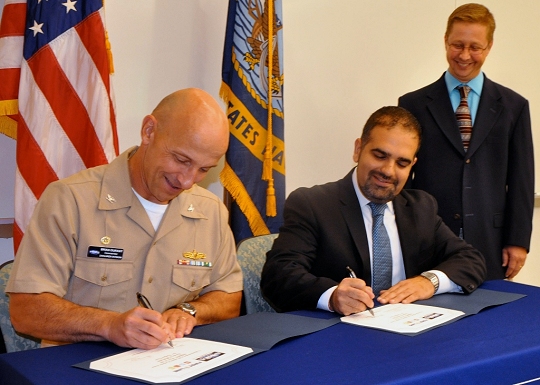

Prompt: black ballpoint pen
[136,292,174,347]
[346,266,375,316]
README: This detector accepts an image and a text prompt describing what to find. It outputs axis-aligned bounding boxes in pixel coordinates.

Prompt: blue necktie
[368,202,392,295]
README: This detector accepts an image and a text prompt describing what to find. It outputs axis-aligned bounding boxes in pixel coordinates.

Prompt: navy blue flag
[220,0,285,243]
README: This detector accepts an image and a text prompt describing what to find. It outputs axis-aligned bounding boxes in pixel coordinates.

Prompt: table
[1,280,540,385]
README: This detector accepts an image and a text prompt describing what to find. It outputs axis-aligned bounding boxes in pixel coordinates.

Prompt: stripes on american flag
[0,0,119,252]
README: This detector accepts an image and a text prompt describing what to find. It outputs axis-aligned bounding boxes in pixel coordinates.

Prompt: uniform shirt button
[148,276,154,283]
[465,159,471,164]
[101,275,107,281]
[454,214,461,220]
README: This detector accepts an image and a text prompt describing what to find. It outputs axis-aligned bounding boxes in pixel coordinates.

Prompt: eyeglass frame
[446,42,489,55]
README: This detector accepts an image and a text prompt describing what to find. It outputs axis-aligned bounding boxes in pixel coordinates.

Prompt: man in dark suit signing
[398,3,534,280]
[261,106,486,315]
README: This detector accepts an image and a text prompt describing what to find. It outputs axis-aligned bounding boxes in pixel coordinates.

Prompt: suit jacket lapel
[467,76,501,156]
[426,75,465,155]
[393,194,417,277]
[337,171,371,284]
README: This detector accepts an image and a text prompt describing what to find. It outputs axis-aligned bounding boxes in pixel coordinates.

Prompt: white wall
[1,1,539,285]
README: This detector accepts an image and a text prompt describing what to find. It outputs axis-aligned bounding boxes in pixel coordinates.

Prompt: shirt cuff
[317,286,337,311]
[429,270,463,294]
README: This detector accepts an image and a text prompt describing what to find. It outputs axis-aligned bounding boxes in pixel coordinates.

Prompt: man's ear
[352,138,362,163]
[141,115,156,143]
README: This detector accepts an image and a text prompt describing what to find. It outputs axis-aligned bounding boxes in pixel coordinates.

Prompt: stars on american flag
[62,0,77,13]
[29,20,44,37]
[28,0,78,38]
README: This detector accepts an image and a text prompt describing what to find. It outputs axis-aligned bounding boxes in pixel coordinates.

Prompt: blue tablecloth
[1,280,540,385]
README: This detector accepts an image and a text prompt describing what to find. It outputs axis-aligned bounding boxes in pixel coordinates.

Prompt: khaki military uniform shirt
[7,147,242,314]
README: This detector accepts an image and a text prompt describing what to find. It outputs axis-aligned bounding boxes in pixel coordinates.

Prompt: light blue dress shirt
[445,71,484,125]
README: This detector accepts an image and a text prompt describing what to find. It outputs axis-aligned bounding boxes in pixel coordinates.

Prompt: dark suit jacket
[260,170,486,312]
[398,73,534,280]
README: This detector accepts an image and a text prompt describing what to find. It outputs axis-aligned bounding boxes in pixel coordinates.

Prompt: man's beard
[359,171,398,204]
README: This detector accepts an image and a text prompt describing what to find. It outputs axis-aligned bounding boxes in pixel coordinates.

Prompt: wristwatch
[176,302,197,317]
[420,271,439,293]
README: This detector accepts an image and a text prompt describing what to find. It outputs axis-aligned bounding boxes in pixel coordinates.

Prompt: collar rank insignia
[106,194,116,203]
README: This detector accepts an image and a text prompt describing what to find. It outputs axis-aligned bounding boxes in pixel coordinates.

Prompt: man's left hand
[377,276,435,304]
[162,309,197,338]
[502,245,527,279]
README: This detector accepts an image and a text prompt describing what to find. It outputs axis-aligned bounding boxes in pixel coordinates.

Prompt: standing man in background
[398,3,534,280]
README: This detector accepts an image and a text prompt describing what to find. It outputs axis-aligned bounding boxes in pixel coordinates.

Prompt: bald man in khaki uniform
[7,88,242,350]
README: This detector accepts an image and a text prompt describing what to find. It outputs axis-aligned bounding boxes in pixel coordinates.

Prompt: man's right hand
[10,292,174,350]
[329,278,375,315]
[106,307,174,349]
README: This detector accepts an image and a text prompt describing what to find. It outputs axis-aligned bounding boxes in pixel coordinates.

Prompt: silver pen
[346,266,375,316]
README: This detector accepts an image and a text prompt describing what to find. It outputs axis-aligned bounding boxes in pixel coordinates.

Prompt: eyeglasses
[447,43,488,55]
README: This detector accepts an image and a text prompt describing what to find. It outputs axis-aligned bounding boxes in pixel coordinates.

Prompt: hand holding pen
[346,266,375,316]
[137,292,174,348]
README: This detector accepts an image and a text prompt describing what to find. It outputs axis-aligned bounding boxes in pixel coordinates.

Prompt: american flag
[0,0,119,252]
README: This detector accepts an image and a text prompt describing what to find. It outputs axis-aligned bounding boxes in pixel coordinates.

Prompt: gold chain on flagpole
[262,0,277,217]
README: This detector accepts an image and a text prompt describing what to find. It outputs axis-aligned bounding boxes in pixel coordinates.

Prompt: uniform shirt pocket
[170,265,212,302]
[70,258,133,310]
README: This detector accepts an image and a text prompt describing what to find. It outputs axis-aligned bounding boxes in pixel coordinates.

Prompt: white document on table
[341,303,464,335]
[89,337,253,384]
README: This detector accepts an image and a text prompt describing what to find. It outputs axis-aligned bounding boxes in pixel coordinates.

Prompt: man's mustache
[369,170,398,186]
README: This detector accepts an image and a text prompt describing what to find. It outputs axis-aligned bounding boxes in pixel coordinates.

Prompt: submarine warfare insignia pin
[183,250,206,260]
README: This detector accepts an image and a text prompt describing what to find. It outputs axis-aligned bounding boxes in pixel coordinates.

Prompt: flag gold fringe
[105,30,114,75]
[219,82,230,105]
[0,99,18,139]
[102,0,114,74]
[220,162,270,236]
[0,116,17,140]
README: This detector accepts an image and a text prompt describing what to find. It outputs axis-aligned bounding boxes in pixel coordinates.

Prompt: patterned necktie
[368,202,392,295]
[456,85,472,151]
